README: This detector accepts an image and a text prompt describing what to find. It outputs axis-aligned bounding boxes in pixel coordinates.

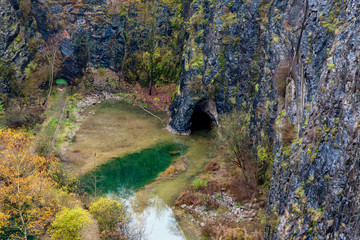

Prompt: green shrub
[50,207,94,240]
[257,145,274,187]
[0,61,16,84]
[89,197,128,233]
[192,178,208,190]
[26,38,40,55]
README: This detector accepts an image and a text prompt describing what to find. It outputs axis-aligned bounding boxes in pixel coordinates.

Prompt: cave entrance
[190,100,217,133]
[190,109,213,132]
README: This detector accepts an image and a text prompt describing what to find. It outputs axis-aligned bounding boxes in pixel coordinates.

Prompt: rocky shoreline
[179,192,259,226]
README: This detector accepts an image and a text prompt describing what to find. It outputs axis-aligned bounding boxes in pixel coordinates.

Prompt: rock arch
[167,99,218,135]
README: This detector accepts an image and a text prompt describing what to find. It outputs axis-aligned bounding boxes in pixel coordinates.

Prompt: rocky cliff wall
[0,0,181,99]
[168,0,360,239]
[167,0,268,134]
[265,0,360,239]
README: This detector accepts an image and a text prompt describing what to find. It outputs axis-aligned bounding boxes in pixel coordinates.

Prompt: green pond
[81,143,186,195]
[65,100,213,240]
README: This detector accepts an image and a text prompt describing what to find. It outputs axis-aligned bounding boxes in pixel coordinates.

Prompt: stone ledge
[166,124,191,136]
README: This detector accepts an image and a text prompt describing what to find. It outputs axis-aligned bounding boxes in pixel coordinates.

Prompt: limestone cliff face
[169,0,360,239]
[0,0,32,94]
[266,0,360,239]
[1,0,360,238]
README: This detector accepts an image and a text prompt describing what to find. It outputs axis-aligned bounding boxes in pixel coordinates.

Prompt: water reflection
[127,194,185,240]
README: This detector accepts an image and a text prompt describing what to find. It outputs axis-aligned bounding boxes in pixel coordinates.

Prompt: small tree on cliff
[136,1,158,95]
[214,111,255,175]
[117,0,138,80]
[119,0,182,93]
[22,36,63,106]
[44,36,63,105]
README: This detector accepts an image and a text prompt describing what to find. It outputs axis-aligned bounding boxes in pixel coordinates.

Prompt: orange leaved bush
[0,128,62,239]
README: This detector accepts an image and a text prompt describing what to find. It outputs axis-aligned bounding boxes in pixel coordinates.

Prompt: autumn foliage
[0,128,136,239]
[50,207,95,240]
[0,128,61,239]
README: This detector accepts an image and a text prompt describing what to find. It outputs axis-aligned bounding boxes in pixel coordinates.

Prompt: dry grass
[203,160,221,173]
[175,191,204,206]
[198,180,225,195]
[162,158,187,178]
[174,158,187,172]
[164,165,176,177]
[224,172,258,203]
[132,83,176,111]
[201,218,264,240]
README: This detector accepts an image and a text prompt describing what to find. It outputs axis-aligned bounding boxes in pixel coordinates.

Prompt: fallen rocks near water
[179,192,259,226]
[76,91,121,114]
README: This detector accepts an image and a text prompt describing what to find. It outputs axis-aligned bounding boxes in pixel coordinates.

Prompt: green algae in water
[81,143,186,195]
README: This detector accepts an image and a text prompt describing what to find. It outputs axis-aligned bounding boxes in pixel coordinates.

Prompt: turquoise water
[81,143,186,195]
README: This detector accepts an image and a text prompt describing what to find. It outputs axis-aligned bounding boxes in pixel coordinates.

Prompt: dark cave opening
[190,109,213,133]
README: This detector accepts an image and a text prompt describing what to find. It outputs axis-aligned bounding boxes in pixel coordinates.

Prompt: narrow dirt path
[51,89,67,149]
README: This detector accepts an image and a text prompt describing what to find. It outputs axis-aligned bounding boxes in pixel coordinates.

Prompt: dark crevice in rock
[190,105,213,133]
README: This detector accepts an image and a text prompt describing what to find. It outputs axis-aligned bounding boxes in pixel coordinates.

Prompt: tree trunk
[17,165,27,240]
[148,45,154,96]
[44,49,56,106]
